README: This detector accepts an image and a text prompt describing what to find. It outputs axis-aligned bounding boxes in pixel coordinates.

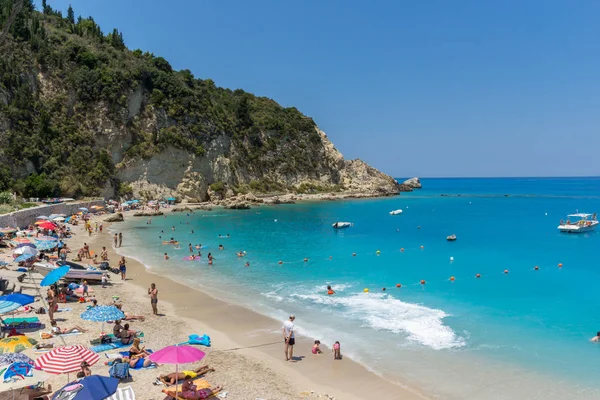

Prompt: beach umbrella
[37,236,58,241]
[52,217,65,222]
[0,228,17,234]
[148,345,206,397]
[0,294,35,315]
[13,254,36,262]
[37,221,57,230]
[0,336,37,354]
[35,345,99,375]
[78,207,88,212]
[52,375,118,400]
[0,362,50,393]
[0,353,33,366]
[80,306,124,334]
[36,216,49,220]
[15,243,36,249]
[12,246,37,256]
[40,266,70,287]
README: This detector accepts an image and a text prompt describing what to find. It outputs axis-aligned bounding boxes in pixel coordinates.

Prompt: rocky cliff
[0,2,402,201]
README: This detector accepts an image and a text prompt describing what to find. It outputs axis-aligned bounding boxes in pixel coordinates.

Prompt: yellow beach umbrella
[0,336,37,354]
[33,220,48,225]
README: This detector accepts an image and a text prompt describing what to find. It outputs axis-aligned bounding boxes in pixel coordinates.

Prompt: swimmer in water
[218,245,224,250]
[208,253,213,265]
[197,251,202,258]
[191,230,194,234]
[591,332,600,342]
[245,261,250,267]
[172,226,175,231]
[189,243,193,253]
[161,230,164,233]
[164,253,169,260]
[327,285,335,295]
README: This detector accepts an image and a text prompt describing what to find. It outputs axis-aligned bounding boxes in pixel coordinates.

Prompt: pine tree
[42,0,47,14]
[67,5,74,24]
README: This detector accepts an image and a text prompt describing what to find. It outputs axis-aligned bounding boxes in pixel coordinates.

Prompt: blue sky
[38,1,600,177]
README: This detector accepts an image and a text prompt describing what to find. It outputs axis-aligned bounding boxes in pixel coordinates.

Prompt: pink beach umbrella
[149,345,206,396]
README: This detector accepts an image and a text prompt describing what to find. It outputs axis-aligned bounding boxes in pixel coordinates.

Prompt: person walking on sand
[282,314,296,361]
[118,232,123,248]
[148,283,158,315]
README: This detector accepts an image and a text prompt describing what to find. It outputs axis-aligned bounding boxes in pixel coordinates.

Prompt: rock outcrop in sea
[402,177,422,189]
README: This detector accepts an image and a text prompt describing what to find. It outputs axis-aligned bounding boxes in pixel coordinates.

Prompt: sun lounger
[106,386,136,400]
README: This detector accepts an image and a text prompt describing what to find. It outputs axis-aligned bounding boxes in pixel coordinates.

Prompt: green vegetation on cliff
[0,0,317,198]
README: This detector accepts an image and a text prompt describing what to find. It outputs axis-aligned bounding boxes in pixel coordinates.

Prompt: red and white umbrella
[34,345,99,374]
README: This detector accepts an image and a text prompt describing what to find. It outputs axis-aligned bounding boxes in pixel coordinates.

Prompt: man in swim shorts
[282,314,296,361]
[148,283,158,315]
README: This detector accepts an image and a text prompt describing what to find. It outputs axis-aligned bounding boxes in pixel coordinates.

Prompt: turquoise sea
[114,178,600,399]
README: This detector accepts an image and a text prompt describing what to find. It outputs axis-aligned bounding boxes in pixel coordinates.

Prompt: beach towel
[91,341,133,353]
[107,386,136,400]
[162,379,221,399]
[39,330,82,339]
[3,317,40,325]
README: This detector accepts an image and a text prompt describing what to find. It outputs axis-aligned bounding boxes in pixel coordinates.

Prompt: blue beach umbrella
[78,207,88,212]
[0,294,35,315]
[52,375,118,400]
[36,216,49,220]
[14,254,35,263]
[40,266,70,287]
[81,306,124,323]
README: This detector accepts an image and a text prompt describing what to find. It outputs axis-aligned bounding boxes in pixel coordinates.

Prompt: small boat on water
[446,234,457,241]
[33,260,104,282]
[389,209,403,215]
[558,213,598,233]
[332,222,352,229]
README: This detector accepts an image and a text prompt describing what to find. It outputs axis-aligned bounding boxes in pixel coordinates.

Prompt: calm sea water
[114,178,600,399]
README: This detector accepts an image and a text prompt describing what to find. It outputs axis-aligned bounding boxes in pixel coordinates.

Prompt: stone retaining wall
[0,200,104,228]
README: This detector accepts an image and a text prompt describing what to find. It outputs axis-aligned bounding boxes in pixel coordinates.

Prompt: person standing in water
[118,232,122,248]
[113,234,118,247]
[148,283,158,315]
[282,314,296,361]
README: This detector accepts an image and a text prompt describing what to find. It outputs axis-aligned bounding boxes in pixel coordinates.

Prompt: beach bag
[109,361,130,380]
[36,307,46,315]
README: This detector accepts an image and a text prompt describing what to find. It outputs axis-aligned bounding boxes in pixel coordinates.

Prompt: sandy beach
[0,210,430,400]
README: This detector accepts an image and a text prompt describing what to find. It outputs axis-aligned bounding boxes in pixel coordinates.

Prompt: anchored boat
[557,213,598,233]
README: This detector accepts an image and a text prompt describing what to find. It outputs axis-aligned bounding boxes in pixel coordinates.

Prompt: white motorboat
[557,213,598,233]
[332,222,352,229]
[446,234,457,241]
[389,209,403,215]
[33,260,104,282]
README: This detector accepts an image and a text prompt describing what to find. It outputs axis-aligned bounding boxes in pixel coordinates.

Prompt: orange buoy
[558,263,563,267]
[400,248,405,252]
[278,260,283,265]
[303,258,308,262]
[476,274,481,278]
[534,266,539,270]
[396,283,401,288]
[504,269,509,274]
[420,280,426,285]
[450,276,455,281]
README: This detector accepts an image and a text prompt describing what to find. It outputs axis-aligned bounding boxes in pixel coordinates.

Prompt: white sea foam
[291,291,465,350]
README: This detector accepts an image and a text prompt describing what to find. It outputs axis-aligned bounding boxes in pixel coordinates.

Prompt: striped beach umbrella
[34,345,99,375]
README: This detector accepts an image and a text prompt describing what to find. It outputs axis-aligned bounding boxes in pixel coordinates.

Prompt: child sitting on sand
[312,340,322,354]
[333,341,341,360]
